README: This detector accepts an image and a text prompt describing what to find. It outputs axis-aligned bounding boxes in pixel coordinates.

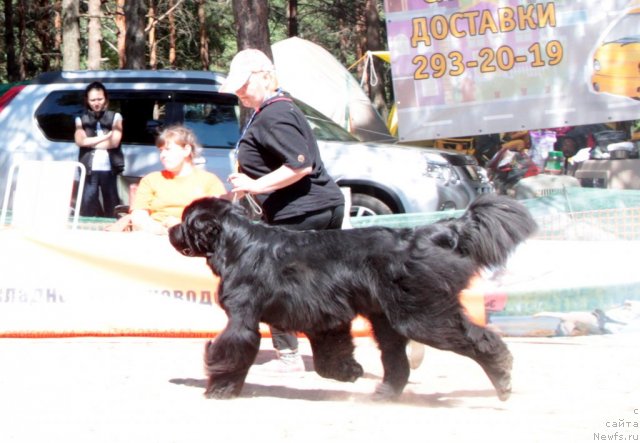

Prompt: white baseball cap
[219,49,275,94]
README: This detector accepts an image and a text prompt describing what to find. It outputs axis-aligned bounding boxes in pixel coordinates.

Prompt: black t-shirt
[237,94,344,223]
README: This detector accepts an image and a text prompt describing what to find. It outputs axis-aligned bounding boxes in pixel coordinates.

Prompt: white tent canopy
[272,37,393,142]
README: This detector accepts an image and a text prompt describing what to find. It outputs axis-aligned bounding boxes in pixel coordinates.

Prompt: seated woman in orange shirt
[130,125,228,234]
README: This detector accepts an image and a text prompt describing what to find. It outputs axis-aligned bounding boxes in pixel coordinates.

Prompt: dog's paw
[495,379,512,401]
[203,385,239,399]
[490,370,512,401]
[315,359,364,382]
[336,360,364,382]
[372,382,402,402]
[204,378,243,399]
[487,352,513,401]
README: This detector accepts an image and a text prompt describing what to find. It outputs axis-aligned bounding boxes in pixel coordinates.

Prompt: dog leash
[231,191,263,216]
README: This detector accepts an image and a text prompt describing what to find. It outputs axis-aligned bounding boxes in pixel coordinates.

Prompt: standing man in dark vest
[74,81,124,217]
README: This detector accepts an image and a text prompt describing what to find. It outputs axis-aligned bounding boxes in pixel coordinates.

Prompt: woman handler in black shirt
[221,48,345,373]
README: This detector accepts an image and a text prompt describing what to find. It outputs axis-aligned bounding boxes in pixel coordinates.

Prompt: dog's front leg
[368,313,410,401]
[306,325,363,382]
[203,316,261,399]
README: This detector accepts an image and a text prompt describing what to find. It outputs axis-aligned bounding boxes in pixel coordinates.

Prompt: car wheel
[350,193,393,217]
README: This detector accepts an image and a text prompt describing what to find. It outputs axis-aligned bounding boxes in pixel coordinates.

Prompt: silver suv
[0,70,492,216]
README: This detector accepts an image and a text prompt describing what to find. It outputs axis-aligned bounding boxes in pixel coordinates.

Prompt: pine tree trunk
[198,0,210,70]
[231,0,272,126]
[87,0,102,70]
[148,0,157,69]
[287,0,298,37]
[232,0,271,55]
[335,0,349,65]
[35,0,54,72]
[17,0,27,79]
[4,0,19,81]
[124,0,147,69]
[365,0,387,119]
[115,0,126,68]
[61,0,80,70]
[53,0,63,70]
[168,0,176,68]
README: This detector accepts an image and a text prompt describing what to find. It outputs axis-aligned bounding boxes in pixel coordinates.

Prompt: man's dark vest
[78,110,125,175]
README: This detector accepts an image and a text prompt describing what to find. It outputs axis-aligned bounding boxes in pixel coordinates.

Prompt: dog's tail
[447,193,537,269]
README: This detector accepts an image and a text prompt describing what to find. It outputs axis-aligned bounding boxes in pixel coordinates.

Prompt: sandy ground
[0,328,638,443]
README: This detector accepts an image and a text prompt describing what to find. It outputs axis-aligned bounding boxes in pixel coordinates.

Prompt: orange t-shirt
[132,169,226,223]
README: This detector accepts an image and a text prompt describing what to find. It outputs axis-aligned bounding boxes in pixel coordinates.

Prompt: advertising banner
[0,229,374,337]
[384,0,640,142]
[0,229,227,336]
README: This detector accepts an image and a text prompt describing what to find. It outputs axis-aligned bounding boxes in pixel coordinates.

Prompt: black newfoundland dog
[169,194,536,401]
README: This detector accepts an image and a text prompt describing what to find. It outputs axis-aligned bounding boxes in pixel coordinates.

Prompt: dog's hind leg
[410,313,513,401]
[368,313,411,401]
[203,318,261,399]
[306,324,364,383]
[461,318,513,401]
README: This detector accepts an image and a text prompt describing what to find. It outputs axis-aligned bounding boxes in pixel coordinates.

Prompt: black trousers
[80,171,121,218]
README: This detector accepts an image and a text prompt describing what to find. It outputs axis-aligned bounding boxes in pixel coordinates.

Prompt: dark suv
[0,70,492,216]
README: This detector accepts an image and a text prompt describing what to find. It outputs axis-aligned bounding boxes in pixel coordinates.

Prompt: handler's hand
[228,172,258,194]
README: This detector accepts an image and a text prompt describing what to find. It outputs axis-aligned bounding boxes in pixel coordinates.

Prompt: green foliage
[0,0,388,81]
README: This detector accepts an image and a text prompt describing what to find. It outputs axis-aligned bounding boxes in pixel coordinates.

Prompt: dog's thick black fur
[169,194,536,401]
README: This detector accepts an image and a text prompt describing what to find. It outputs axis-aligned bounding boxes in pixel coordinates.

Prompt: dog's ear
[428,227,459,250]
[168,198,227,257]
[415,223,459,250]
[186,211,222,256]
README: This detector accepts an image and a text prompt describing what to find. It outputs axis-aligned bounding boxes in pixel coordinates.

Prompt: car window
[35,89,241,150]
[292,98,360,142]
[117,92,173,145]
[36,90,172,145]
[35,87,352,148]
[36,91,85,142]
[173,92,239,150]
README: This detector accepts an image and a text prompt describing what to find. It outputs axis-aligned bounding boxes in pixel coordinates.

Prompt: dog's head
[169,197,245,258]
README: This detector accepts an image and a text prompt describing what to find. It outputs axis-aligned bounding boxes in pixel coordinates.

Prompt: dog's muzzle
[181,247,196,257]
[168,224,194,256]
